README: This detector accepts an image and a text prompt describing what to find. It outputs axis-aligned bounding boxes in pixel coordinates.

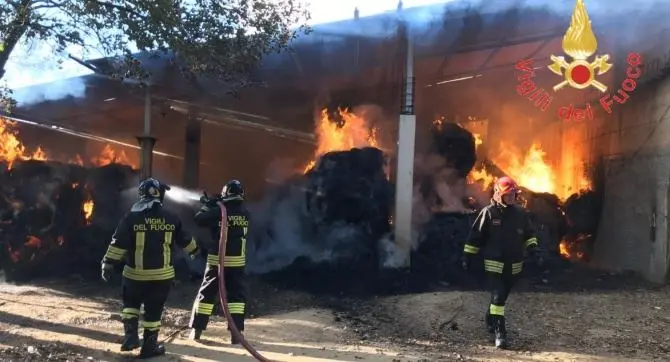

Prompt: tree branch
[0,0,33,81]
[86,0,145,19]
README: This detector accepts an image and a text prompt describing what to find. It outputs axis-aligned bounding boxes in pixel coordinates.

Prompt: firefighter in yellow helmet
[461,176,541,349]
[101,178,198,358]
[189,179,250,344]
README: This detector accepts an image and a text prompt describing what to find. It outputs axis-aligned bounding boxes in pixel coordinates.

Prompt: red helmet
[494,177,519,197]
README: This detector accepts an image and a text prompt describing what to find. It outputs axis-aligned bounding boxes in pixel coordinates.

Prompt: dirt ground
[0,269,668,362]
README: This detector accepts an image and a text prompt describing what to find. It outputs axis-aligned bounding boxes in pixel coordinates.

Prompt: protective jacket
[103,203,198,281]
[463,202,538,275]
[194,200,249,268]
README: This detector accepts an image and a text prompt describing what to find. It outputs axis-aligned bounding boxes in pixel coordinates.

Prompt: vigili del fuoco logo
[514,0,642,121]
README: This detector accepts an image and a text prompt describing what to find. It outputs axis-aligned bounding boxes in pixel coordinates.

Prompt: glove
[461,255,471,272]
[101,262,113,282]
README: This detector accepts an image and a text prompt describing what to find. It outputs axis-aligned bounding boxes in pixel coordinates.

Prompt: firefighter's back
[123,206,183,281]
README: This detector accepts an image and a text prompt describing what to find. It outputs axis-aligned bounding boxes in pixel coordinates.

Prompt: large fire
[465,124,592,260]
[0,117,137,169]
[303,108,379,172]
[467,134,591,200]
[91,144,134,167]
[0,118,48,169]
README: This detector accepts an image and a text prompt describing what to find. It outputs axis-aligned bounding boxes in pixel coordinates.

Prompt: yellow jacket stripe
[143,320,161,331]
[195,302,215,315]
[104,245,127,261]
[121,307,140,320]
[206,254,245,267]
[183,238,198,253]
[227,302,245,315]
[524,237,538,248]
[484,259,524,275]
[463,244,480,254]
[123,265,175,281]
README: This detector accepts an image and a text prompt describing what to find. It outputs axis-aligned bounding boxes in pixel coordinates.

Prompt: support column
[138,87,155,180]
[393,22,415,268]
[137,136,156,180]
[183,116,201,188]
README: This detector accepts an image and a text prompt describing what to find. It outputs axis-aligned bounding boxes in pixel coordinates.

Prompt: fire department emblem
[548,0,611,92]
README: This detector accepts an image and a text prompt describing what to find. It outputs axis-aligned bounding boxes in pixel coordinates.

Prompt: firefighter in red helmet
[462,176,541,349]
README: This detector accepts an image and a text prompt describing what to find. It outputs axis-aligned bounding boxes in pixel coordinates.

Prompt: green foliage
[0,0,310,91]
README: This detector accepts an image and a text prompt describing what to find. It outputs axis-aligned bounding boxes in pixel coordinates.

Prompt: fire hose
[217,202,271,362]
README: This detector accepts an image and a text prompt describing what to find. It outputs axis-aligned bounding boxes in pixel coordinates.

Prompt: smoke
[11,77,88,107]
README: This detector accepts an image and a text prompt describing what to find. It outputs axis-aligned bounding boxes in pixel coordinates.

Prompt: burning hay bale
[306,147,392,234]
[412,211,476,285]
[560,190,602,261]
[249,107,394,278]
[430,120,477,177]
[0,160,137,282]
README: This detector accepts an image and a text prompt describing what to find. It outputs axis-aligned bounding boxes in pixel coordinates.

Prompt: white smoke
[11,77,88,106]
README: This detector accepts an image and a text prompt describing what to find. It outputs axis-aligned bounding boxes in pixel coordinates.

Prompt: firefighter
[101,178,198,359]
[461,176,541,349]
[189,179,249,344]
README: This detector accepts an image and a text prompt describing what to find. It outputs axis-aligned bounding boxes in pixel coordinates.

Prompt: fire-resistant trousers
[189,264,246,331]
[120,278,172,333]
[486,270,519,318]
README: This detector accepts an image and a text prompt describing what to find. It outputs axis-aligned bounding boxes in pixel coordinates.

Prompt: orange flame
[91,144,136,168]
[303,108,379,172]
[0,117,49,168]
[467,132,495,189]
[466,131,591,200]
[0,117,137,169]
[83,200,94,224]
[494,142,555,194]
[559,234,590,260]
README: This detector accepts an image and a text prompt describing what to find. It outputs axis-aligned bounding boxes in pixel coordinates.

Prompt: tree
[0,0,310,105]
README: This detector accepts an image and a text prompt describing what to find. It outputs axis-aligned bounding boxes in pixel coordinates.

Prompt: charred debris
[0,124,601,296]
[262,121,603,295]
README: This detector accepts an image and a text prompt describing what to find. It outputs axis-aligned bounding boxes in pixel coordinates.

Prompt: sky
[3,0,447,91]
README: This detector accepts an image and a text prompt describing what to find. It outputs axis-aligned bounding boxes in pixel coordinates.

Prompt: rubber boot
[120,318,140,351]
[139,330,166,359]
[485,310,494,334]
[230,315,244,345]
[230,331,242,345]
[189,328,202,340]
[494,316,509,349]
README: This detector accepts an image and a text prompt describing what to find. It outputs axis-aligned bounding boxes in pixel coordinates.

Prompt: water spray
[164,186,202,205]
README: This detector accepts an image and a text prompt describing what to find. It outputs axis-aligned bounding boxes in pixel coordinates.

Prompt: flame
[467,132,495,189]
[0,117,50,168]
[303,108,379,172]
[73,154,84,166]
[0,117,137,169]
[494,142,555,194]
[83,200,94,224]
[466,128,591,199]
[559,240,570,257]
[562,0,597,60]
[91,144,135,168]
[559,233,591,259]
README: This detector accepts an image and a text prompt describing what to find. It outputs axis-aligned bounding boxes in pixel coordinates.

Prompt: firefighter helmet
[221,179,244,201]
[138,177,171,201]
[493,176,519,205]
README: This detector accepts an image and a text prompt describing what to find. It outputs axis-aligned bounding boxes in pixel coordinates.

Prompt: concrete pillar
[138,88,154,179]
[649,176,669,283]
[393,22,415,268]
[183,116,201,188]
[137,136,156,180]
